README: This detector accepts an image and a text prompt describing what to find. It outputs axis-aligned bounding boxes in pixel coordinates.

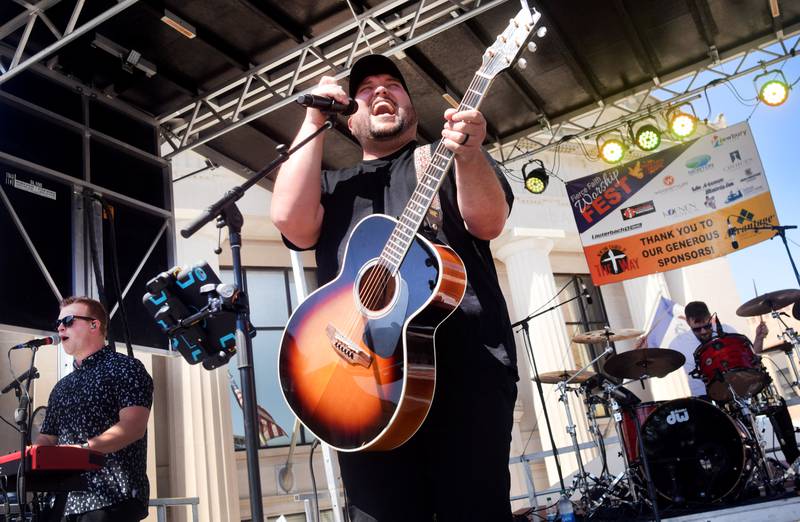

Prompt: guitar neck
[379,73,495,273]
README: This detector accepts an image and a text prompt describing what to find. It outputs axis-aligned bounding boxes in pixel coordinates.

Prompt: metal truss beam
[159,0,513,159]
[494,27,800,165]
[0,0,140,86]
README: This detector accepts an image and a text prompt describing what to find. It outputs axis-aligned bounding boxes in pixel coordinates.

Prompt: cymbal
[736,289,800,317]
[572,328,643,344]
[535,369,597,384]
[603,349,685,380]
[761,341,794,354]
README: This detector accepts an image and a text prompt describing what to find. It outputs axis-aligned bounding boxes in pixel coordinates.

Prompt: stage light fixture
[667,104,697,139]
[636,125,661,151]
[522,159,549,194]
[755,70,790,107]
[596,131,627,164]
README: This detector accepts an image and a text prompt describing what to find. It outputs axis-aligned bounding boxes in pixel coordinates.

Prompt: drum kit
[535,290,800,519]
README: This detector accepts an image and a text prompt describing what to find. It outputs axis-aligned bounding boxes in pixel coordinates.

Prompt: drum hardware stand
[604,385,639,504]
[555,348,614,502]
[773,313,800,393]
[727,383,776,490]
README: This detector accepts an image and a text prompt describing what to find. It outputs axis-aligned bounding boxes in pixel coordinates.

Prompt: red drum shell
[694,333,767,402]
[620,401,663,463]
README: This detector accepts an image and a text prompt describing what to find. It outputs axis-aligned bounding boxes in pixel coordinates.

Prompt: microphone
[578,277,593,305]
[296,94,357,115]
[727,219,739,249]
[1,367,39,394]
[10,334,60,350]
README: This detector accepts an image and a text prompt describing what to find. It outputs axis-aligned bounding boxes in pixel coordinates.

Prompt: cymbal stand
[556,379,590,498]
[557,347,614,499]
[772,310,800,392]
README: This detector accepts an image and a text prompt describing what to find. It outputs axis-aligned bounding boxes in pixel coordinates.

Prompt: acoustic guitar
[279,7,543,451]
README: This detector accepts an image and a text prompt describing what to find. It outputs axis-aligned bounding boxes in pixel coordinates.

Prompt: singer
[270,54,518,521]
[34,297,153,522]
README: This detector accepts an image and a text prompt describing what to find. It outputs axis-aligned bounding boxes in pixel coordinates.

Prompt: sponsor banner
[583,192,778,285]
[565,121,779,285]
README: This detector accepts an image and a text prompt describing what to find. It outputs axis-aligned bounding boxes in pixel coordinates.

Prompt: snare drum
[694,333,768,402]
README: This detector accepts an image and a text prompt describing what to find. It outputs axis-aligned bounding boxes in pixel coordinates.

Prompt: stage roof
[2,0,799,178]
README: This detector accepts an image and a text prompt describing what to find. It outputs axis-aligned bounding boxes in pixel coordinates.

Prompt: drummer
[637,300,798,467]
[635,301,767,396]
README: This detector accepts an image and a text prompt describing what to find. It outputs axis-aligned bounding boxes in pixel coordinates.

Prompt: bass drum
[641,398,751,504]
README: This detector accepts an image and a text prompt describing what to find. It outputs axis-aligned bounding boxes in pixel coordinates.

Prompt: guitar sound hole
[358,265,396,312]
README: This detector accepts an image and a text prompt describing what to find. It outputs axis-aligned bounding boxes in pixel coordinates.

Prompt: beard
[351,102,417,143]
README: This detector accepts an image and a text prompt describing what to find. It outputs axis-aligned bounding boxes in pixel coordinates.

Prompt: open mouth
[371,99,396,116]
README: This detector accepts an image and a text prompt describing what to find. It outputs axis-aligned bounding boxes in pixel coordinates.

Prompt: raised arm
[441,108,509,240]
[271,77,349,249]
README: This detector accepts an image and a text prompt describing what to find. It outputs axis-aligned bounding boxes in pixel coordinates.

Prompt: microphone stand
[510,284,587,496]
[732,223,800,287]
[180,119,335,522]
[12,348,41,519]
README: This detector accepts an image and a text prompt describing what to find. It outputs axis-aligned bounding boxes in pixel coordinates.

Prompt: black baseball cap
[348,54,409,99]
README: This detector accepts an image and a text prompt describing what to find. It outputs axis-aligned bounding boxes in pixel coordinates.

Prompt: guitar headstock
[480,8,543,80]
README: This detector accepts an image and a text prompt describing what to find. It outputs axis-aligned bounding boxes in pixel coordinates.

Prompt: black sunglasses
[54,315,96,329]
[690,322,713,333]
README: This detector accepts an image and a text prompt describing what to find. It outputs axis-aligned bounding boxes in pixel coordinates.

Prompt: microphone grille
[48,334,61,345]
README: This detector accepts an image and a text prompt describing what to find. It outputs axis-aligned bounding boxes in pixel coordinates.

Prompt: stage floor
[662,494,800,521]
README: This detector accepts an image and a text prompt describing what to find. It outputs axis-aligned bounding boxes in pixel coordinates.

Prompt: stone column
[496,233,594,487]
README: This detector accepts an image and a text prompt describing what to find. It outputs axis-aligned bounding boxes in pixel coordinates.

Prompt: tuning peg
[517,58,528,70]
[536,26,548,38]
[527,41,538,53]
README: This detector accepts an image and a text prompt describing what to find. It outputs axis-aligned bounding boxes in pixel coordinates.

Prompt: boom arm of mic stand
[180,119,334,239]
[733,224,800,287]
[510,292,584,329]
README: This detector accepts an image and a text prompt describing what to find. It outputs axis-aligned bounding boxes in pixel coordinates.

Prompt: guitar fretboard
[378,73,494,273]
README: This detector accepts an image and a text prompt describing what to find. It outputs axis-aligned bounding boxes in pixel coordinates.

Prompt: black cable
[84,197,116,352]
[523,275,577,320]
[309,439,321,522]
[96,197,134,357]
[0,414,19,433]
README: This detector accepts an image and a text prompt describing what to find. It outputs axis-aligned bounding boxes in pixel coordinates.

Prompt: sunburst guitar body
[278,215,466,451]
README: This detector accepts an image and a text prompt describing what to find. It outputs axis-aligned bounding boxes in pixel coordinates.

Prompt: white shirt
[667,324,738,397]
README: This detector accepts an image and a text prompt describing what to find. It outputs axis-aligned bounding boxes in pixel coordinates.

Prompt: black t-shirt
[284,140,517,374]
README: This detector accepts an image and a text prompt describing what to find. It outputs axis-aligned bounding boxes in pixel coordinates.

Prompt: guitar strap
[413,144,443,236]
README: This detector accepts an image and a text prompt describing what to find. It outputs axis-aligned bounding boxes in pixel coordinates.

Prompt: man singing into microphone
[35,297,153,521]
[271,54,518,521]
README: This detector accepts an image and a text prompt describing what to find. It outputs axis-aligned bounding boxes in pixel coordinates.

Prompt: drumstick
[753,279,764,323]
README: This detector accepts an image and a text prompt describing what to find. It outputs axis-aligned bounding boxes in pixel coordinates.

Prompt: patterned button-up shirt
[40,345,153,515]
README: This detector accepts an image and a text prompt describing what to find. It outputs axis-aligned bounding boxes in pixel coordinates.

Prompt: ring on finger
[459,133,469,145]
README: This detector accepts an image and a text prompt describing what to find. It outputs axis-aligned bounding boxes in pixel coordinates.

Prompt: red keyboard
[0,445,105,477]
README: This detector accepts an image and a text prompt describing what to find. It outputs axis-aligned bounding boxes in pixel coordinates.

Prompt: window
[554,275,613,379]
[222,267,317,449]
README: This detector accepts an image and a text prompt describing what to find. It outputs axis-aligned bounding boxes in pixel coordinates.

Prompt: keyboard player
[34,297,153,522]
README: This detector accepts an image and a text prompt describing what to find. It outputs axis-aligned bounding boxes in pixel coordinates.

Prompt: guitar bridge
[326,325,373,368]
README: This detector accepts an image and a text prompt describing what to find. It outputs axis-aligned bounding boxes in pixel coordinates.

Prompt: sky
[698,45,800,301]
